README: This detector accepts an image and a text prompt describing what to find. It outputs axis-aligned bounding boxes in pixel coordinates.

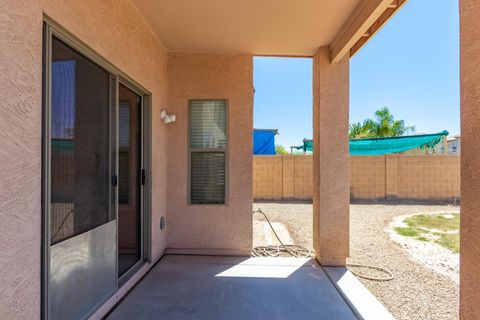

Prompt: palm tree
[349,107,415,138]
[349,120,376,139]
[275,144,288,154]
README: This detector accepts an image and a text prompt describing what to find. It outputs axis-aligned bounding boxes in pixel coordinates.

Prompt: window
[189,100,227,204]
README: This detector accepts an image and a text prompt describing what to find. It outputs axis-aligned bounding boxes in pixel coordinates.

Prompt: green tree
[275,144,288,154]
[349,107,415,138]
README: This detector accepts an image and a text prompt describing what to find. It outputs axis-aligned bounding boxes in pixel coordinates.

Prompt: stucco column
[460,1,480,319]
[312,47,350,266]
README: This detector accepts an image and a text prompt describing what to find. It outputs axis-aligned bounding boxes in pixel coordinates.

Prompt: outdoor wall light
[160,109,176,124]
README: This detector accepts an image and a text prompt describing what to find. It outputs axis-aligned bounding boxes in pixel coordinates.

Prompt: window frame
[187,99,229,206]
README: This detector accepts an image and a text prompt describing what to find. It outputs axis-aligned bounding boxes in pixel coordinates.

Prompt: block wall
[350,156,386,199]
[397,155,460,200]
[252,156,283,200]
[253,155,313,200]
[253,155,460,201]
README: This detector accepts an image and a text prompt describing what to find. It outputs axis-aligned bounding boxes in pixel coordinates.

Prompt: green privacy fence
[291,131,448,155]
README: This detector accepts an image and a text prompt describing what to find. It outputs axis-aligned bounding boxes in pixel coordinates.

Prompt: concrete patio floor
[107,255,390,320]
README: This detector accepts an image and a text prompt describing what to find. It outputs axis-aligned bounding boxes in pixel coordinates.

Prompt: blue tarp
[253,129,277,155]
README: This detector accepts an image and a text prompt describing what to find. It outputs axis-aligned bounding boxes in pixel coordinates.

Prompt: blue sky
[253,0,460,149]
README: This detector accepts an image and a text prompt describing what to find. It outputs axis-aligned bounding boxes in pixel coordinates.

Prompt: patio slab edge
[323,267,395,320]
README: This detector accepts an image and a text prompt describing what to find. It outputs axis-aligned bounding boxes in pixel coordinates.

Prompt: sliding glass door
[43,23,150,320]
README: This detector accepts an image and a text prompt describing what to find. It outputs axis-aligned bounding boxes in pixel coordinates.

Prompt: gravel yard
[253,200,460,320]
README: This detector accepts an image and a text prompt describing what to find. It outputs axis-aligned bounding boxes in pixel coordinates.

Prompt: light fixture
[160,109,176,124]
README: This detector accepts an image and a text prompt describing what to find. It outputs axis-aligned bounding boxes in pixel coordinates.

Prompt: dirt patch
[388,212,459,283]
[253,220,293,246]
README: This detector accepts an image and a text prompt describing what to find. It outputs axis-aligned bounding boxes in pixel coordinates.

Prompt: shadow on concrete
[107,255,357,320]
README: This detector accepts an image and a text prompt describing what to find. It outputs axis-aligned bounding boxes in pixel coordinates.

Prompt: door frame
[41,17,153,320]
[117,79,151,285]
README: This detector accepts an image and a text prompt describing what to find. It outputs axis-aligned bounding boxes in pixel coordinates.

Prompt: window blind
[190,100,226,149]
[189,100,227,204]
[191,152,225,204]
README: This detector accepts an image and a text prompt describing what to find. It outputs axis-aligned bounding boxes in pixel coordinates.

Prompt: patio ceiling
[131,0,406,60]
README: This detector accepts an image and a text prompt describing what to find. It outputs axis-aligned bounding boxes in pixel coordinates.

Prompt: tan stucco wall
[0,1,169,318]
[460,1,480,319]
[312,47,350,266]
[167,52,253,255]
[0,1,43,319]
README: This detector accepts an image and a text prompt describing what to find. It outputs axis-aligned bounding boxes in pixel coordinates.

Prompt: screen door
[47,36,117,320]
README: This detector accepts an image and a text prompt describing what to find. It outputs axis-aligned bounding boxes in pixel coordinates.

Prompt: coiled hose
[251,208,394,281]
[251,208,312,258]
